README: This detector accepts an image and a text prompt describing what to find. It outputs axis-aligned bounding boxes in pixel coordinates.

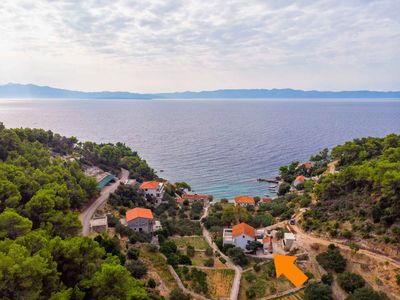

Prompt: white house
[223,223,256,251]
[139,181,165,202]
[283,232,296,251]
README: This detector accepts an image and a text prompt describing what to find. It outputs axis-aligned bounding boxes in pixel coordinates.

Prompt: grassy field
[178,267,235,300]
[190,250,227,268]
[171,235,209,250]
[203,268,235,299]
[140,246,177,290]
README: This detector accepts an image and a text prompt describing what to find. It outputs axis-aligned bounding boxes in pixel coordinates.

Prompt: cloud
[0,0,399,91]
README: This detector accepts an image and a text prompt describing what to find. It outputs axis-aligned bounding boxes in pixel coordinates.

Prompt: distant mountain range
[1,83,399,99]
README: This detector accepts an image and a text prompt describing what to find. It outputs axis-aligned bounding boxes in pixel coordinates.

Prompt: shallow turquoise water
[1,98,399,200]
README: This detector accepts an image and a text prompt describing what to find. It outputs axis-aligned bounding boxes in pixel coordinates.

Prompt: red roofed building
[126,207,154,233]
[139,181,165,203]
[223,222,256,250]
[177,194,209,204]
[293,175,305,186]
[234,196,255,207]
[262,197,273,204]
[301,162,314,169]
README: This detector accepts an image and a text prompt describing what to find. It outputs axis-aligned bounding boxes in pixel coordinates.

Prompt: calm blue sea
[1,98,399,200]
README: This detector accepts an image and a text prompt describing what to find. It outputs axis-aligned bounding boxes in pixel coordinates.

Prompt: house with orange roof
[177,193,209,205]
[139,181,165,203]
[262,197,273,204]
[293,175,305,187]
[234,196,255,207]
[299,162,314,169]
[126,207,154,233]
[223,222,256,250]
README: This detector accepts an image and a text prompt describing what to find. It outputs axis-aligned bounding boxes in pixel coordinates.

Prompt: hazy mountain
[0,83,152,99]
[1,83,399,99]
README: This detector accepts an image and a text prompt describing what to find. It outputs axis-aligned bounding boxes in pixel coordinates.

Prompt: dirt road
[79,168,129,236]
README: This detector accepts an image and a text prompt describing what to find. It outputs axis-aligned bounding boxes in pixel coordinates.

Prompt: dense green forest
[0,123,155,299]
[301,134,400,244]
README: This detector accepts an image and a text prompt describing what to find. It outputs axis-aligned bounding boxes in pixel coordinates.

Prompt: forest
[0,123,155,299]
[303,134,400,244]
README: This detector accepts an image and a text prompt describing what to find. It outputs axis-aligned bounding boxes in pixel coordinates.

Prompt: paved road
[79,168,129,236]
[201,204,242,300]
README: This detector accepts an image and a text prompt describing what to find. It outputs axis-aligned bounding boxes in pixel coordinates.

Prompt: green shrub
[316,244,346,273]
[304,283,332,300]
[204,258,214,267]
[337,272,365,293]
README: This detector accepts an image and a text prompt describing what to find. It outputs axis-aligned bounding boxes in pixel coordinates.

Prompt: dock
[257,178,279,184]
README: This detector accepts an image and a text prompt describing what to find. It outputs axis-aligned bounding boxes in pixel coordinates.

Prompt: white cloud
[0,0,399,91]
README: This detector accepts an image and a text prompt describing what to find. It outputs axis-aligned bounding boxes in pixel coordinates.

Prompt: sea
[0,98,399,200]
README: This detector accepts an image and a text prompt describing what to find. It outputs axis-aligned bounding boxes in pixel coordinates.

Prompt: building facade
[223,223,256,251]
[126,207,154,233]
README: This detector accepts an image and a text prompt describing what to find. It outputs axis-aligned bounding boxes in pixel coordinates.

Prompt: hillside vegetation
[303,134,400,245]
[0,122,156,299]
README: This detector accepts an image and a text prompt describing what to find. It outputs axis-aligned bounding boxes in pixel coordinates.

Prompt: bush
[227,247,248,267]
[190,268,208,294]
[246,287,256,298]
[337,272,365,293]
[304,283,332,300]
[170,288,191,300]
[316,244,346,273]
[186,245,195,257]
[278,182,291,195]
[166,254,179,267]
[345,287,389,300]
[244,272,256,282]
[219,257,226,264]
[147,244,158,253]
[160,241,177,255]
[126,259,148,279]
[147,278,156,288]
[127,248,139,260]
[342,230,353,239]
[321,273,333,285]
[396,273,400,286]
[178,255,192,265]
[106,213,118,227]
[253,264,261,272]
[204,258,214,267]
[205,247,213,256]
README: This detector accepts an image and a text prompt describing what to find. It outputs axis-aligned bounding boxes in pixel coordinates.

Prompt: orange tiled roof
[262,197,273,203]
[126,207,154,222]
[232,223,255,238]
[302,162,314,168]
[182,194,209,201]
[140,181,160,190]
[234,196,255,204]
[295,175,305,183]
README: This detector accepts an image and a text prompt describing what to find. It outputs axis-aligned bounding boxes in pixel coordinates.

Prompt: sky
[0,0,399,92]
